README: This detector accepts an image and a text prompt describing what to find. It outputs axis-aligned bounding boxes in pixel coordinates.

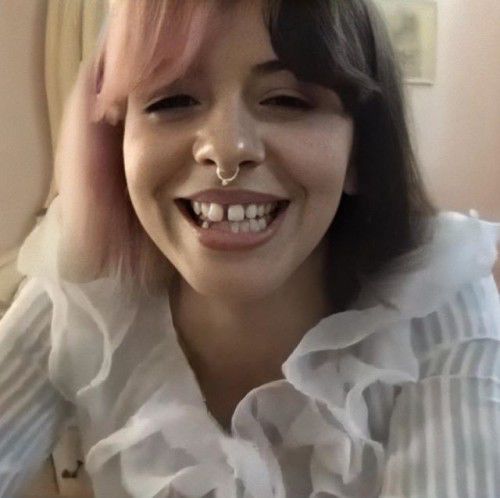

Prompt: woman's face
[123,0,355,300]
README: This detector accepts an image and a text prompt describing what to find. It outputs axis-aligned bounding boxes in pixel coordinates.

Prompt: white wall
[407,0,500,221]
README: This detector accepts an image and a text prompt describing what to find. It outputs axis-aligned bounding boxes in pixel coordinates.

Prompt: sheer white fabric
[1,198,499,497]
[0,278,74,497]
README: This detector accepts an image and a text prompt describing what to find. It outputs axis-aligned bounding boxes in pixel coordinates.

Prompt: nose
[192,100,265,179]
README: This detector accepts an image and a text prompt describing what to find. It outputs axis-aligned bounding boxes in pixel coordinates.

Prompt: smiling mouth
[176,198,289,231]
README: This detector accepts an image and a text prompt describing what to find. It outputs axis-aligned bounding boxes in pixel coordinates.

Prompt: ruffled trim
[83,213,499,497]
[16,197,140,404]
[17,203,500,497]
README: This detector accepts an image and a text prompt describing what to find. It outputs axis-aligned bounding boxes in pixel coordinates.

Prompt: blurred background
[0,0,499,495]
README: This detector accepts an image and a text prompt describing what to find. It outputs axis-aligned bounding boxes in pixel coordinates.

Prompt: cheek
[123,133,183,197]
[272,119,353,195]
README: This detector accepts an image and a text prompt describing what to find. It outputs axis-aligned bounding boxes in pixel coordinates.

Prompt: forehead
[183,1,277,79]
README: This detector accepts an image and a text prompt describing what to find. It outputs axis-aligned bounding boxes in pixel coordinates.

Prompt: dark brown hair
[264,0,437,309]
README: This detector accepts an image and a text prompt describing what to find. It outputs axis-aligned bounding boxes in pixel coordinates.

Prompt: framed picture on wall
[375,0,438,84]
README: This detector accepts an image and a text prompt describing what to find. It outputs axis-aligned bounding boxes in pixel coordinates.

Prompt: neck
[168,241,337,386]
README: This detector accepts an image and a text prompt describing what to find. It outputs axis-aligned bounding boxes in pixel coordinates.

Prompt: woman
[1,0,499,497]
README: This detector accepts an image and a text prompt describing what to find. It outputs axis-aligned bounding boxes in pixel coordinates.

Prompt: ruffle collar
[17,201,500,497]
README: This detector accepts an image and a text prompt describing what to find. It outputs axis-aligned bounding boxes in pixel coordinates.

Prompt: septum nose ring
[216,164,240,187]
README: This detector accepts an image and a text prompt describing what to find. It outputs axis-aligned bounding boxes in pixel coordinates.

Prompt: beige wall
[407,0,500,221]
[0,0,52,253]
[407,0,500,282]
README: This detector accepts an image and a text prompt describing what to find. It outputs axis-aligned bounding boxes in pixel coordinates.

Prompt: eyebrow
[251,59,293,77]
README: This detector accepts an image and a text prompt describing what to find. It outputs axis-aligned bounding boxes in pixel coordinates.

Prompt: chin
[186,271,284,302]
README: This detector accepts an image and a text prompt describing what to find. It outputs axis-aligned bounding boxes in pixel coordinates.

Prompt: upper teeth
[191,201,277,222]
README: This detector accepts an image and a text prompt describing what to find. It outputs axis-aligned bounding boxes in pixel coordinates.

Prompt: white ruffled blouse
[1,199,500,498]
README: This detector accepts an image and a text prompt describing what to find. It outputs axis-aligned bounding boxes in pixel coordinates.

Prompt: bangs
[93,0,218,123]
[265,0,386,115]
[93,0,383,123]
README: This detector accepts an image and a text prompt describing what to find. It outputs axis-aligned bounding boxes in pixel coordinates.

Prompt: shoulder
[351,211,500,378]
[0,277,55,385]
[410,273,500,380]
[398,211,500,380]
[407,211,500,349]
[1,277,53,343]
[358,210,500,319]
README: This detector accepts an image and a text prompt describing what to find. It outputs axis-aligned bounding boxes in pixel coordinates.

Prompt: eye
[145,94,198,113]
[262,95,313,110]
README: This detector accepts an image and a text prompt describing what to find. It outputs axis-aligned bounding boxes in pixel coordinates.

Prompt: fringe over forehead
[94,0,212,122]
[93,0,385,125]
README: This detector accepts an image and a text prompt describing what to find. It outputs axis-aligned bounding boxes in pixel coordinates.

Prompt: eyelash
[145,94,313,113]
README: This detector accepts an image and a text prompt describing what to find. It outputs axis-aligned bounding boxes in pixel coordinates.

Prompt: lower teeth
[199,216,272,233]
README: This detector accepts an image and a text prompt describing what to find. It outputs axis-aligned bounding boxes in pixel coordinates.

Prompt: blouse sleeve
[0,278,75,497]
[380,274,500,497]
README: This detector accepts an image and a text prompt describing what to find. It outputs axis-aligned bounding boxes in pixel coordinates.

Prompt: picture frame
[375,0,438,85]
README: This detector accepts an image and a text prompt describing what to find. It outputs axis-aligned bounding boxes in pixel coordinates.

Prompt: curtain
[2,0,107,318]
[44,0,108,208]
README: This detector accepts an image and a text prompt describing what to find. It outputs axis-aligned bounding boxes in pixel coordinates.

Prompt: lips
[174,197,290,250]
